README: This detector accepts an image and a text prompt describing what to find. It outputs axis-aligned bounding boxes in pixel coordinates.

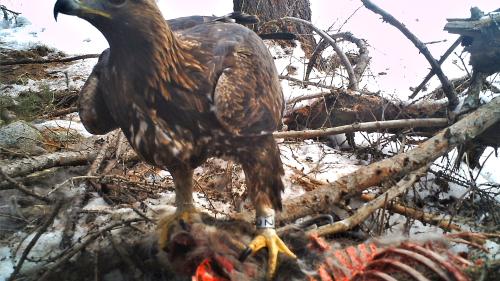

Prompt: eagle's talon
[158,209,201,250]
[239,246,253,262]
[246,228,296,280]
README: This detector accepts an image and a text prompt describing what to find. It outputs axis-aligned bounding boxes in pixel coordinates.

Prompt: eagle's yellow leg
[243,200,296,280]
[157,167,200,251]
[247,228,296,279]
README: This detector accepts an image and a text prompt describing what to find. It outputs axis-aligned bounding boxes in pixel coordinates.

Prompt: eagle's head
[54,0,166,48]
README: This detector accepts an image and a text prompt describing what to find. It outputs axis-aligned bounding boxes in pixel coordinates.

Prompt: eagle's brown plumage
[54,0,294,276]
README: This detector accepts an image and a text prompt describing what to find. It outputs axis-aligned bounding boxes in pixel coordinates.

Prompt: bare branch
[361,0,459,109]
[283,17,359,90]
[0,168,52,203]
[1,150,98,179]
[410,37,462,99]
[274,118,448,139]
[38,218,145,281]
[279,75,339,91]
[305,32,370,83]
[7,200,63,281]
[360,193,462,232]
[42,107,78,119]
[87,130,119,176]
[309,166,427,236]
[286,91,334,106]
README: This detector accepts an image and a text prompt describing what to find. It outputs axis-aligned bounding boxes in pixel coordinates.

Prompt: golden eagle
[54,0,295,277]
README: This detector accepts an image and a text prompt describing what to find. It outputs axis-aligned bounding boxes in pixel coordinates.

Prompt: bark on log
[309,166,427,236]
[445,10,500,75]
[284,89,500,147]
[276,96,500,223]
[275,118,448,139]
[233,0,316,56]
[285,90,446,130]
[360,193,462,232]
[2,150,98,179]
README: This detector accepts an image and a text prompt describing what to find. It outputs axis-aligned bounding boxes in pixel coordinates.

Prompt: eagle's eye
[108,0,127,6]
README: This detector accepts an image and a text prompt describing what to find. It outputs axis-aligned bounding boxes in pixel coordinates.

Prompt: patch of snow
[194,192,232,217]
[83,196,110,211]
[34,118,93,138]
[268,42,326,103]
[0,246,14,281]
[484,240,500,260]
[1,58,97,97]
[13,230,63,274]
[279,140,360,201]
[386,213,445,237]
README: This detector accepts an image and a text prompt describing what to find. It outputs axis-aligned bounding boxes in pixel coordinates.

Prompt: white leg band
[256,214,275,229]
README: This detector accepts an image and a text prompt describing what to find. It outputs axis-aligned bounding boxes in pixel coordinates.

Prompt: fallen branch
[277,96,500,223]
[87,130,119,176]
[1,150,98,179]
[0,168,52,203]
[273,118,448,139]
[7,200,63,281]
[283,17,359,91]
[309,166,427,236]
[410,37,462,99]
[279,75,339,91]
[42,106,78,119]
[0,54,100,66]
[360,193,462,232]
[101,132,127,174]
[361,0,459,109]
[286,91,334,106]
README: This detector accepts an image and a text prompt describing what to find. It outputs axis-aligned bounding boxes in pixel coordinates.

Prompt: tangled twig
[7,200,63,281]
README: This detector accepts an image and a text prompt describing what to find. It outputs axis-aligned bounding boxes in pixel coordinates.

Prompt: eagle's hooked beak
[54,0,112,21]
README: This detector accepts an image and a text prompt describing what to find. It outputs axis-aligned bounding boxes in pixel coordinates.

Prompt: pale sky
[0,0,498,96]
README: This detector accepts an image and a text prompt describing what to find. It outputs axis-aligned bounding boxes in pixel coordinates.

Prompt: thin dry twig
[0,168,51,203]
[361,0,459,109]
[274,118,448,139]
[7,200,63,281]
[410,37,462,99]
[42,106,78,119]
[38,218,145,281]
[283,16,359,91]
[279,75,339,91]
[286,91,335,106]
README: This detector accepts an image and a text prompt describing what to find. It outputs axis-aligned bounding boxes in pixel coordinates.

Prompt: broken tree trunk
[284,89,500,147]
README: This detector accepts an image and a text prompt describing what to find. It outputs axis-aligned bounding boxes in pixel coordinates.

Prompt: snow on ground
[1,2,499,278]
[1,56,97,97]
[34,117,94,138]
[280,139,361,201]
[0,247,13,281]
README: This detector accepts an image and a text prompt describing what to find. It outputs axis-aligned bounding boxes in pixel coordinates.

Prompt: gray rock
[0,120,46,155]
